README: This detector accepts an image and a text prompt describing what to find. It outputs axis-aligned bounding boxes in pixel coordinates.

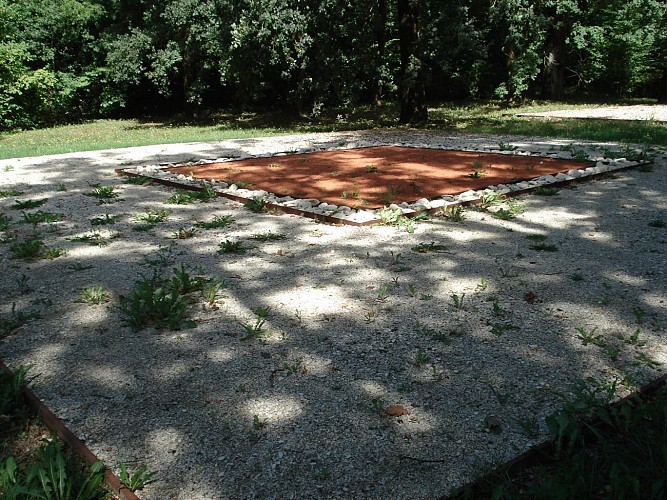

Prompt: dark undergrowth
[448,377,667,499]
[0,365,111,499]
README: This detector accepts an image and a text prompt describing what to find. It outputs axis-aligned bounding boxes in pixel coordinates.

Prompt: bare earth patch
[168,146,591,208]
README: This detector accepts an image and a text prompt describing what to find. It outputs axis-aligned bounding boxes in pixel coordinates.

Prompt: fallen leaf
[385,405,410,417]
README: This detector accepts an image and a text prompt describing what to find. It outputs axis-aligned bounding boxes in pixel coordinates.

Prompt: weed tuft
[76,286,110,305]
[118,270,196,331]
[12,199,47,210]
[118,463,156,492]
[195,214,235,229]
[217,239,251,254]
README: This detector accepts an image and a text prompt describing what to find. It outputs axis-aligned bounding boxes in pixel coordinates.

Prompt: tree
[397,0,427,124]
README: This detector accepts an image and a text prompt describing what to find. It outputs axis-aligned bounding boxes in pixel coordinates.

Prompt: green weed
[244,195,269,213]
[217,240,251,254]
[0,364,30,419]
[240,317,268,340]
[85,186,120,204]
[76,286,110,305]
[20,210,63,227]
[16,274,32,294]
[0,212,11,231]
[11,199,47,210]
[134,209,172,223]
[533,186,560,196]
[124,175,153,185]
[379,185,401,205]
[0,303,42,336]
[489,322,518,336]
[576,326,604,346]
[44,247,66,259]
[450,292,466,310]
[200,279,225,305]
[173,227,196,239]
[118,271,196,331]
[375,207,415,233]
[441,205,464,222]
[517,416,540,439]
[0,438,107,500]
[620,329,645,347]
[252,414,268,430]
[371,397,386,415]
[498,141,518,151]
[10,236,45,259]
[530,242,558,252]
[165,190,199,204]
[195,214,235,229]
[0,190,23,198]
[118,463,156,492]
[414,349,430,367]
[68,233,108,247]
[411,241,448,253]
[142,243,176,268]
[467,161,488,178]
[90,214,122,226]
[283,359,305,375]
[249,232,286,242]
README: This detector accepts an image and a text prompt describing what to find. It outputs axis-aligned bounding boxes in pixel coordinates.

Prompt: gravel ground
[518,104,667,121]
[1,128,666,499]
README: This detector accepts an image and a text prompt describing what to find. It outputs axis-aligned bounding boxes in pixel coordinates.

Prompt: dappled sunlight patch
[87,365,129,390]
[356,380,386,398]
[244,396,304,424]
[153,361,191,381]
[205,347,236,363]
[602,270,648,287]
[144,428,186,459]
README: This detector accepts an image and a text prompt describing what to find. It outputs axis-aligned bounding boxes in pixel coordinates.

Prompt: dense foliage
[1,0,665,129]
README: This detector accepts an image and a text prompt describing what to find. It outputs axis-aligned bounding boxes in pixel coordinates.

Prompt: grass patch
[3,102,664,160]
[0,118,292,160]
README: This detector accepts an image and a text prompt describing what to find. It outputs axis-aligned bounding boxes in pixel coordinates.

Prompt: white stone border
[120,141,648,225]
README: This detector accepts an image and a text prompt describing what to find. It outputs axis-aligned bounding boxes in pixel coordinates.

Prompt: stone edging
[119,142,649,226]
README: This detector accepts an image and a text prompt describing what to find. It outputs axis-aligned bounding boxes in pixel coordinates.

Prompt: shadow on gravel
[0,135,665,498]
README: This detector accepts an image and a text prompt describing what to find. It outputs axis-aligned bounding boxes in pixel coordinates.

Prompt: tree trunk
[397,0,427,124]
[543,28,566,99]
[373,0,387,106]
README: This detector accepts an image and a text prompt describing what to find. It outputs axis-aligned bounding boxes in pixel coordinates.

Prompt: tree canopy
[1,0,665,130]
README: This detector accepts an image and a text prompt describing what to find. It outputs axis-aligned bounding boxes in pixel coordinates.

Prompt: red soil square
[168,146,590,209]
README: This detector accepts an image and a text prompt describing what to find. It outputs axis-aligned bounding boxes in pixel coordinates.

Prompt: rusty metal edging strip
[0,359,141,500]
[116,169,376,226]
